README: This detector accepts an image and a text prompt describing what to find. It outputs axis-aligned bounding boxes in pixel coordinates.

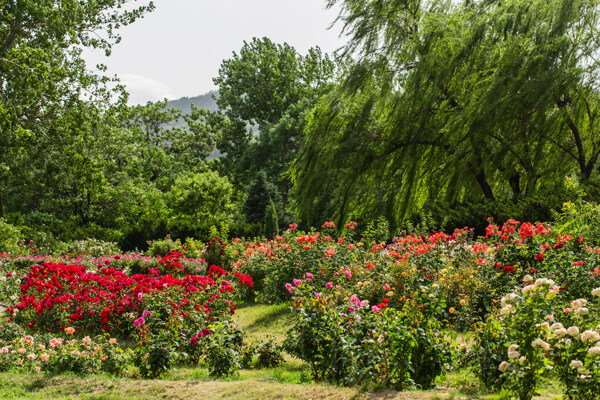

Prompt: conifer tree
[263,198,279,239]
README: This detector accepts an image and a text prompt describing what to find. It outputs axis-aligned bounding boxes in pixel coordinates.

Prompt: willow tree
[292,0,600,227]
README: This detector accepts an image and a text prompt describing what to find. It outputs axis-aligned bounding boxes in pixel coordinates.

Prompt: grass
[0,304,566,399]
[234,302,294,341]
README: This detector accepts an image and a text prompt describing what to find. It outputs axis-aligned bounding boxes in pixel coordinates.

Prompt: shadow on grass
[245,307,291,331]
[25,378,48,392]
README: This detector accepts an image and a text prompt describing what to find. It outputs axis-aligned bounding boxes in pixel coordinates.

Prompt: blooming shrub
[0,332,130,375]
[232,219,600,330]
[476,280,600,400]
[6,259,251,339]
[1,255,253,379]
[4,216,600,388]
[284,274,451,389]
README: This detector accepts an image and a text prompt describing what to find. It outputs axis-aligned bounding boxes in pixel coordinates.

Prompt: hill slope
[167,91,219,116]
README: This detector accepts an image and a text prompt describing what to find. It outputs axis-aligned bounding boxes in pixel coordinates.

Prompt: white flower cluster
[572,298,589,315]
[498,287,600,375]
[531,338,551,351]
[570,360,584,370]
[581,329,600,343]
[521,278,558,297]
[500,293,518,315]
[508,344,520,359]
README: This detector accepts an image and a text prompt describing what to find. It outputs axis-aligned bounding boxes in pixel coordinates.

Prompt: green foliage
[477,280,600,400]
[554,201,600,246]
[201,322,245,377]
[295,0,600,228]
[409,191,571,236]
[0,219,21,254]
[362,217,390,243]
[470,316,509,391]
[285,277,450,389]
[203,237,232,270]
[255,336,285,369]
[167,171,234,240]
[134,322,180,379]
[243,171,279,225]
[0,0,154,219]
[213,37,335,227]
[263,198,279,239]
[146,236,182,258]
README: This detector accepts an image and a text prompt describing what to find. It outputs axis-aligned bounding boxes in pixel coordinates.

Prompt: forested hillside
[168,91,219,114]
[166,91,219,127]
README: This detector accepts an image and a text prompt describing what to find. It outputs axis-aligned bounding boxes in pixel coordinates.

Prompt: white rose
[577,307,590,315]
[534,278,554,288]
[592,288,600,297]
[523,274,533,283]
[500,305,513,315]
[570,360,584,369]
[508,351,520,359]
[531,338,550,351]
[554,328,567,338]
[567,326,580,337]
[501,293,518,307]
[588,347,600,356]
[581,330,600,343]
[537,322,550,330]
[550,323,564,331]
[498,361,510,372]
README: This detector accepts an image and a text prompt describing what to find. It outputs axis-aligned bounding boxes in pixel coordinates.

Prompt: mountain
[167,91,219,116]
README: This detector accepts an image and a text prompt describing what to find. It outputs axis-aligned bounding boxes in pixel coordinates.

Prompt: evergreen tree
[263,198,279,239]
[243,171,278,224]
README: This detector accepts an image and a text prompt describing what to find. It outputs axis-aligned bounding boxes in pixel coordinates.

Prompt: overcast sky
[84,0,347,105]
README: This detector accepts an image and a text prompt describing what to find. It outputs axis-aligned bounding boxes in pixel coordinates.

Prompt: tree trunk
[469,148,495,200]
[475,170,495,200]
[509,172,521,200]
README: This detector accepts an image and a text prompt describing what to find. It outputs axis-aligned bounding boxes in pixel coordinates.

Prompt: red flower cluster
[7,261,250,334]
[158,250,184,273]
[345,221,357,231]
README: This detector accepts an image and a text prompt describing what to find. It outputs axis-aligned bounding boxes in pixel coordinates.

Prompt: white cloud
[118,74,176,105]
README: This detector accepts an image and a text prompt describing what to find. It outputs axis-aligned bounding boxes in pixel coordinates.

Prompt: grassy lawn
[0,304,563,400]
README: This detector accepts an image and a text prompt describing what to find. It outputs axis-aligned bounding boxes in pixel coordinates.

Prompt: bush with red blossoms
[6,260,252,338]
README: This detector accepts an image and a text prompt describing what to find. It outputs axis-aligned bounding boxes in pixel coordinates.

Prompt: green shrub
[553,201,600,246]
[285,277,450,389]
[62,238,121,257]
[256,336,285,368]
[0,219,21,254]
[146,235,181,257]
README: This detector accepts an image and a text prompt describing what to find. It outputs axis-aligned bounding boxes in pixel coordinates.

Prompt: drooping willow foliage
[292,0,600,228]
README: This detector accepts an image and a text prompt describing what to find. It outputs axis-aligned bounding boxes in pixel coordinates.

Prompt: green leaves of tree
[295,0,600,228]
